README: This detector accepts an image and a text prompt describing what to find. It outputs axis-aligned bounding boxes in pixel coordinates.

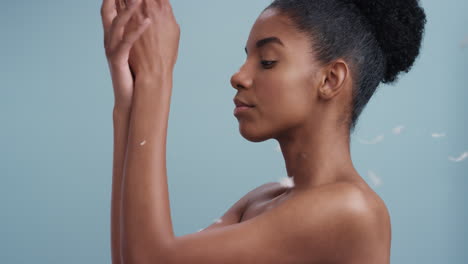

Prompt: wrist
[136,70,172,83]
[113,105,132,120]
[135,71,173,93]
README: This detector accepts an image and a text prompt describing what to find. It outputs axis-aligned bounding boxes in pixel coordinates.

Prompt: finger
[129,0,146,24]
[101,0,117,33]
[144,0,157,10]
[116,0,126,14]
[109,0,143,50]
[115,18,151,60]
[153,0,162,7]
[159,0,172,10]
[158,0,175,18]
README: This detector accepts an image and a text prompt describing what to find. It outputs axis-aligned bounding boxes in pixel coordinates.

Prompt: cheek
[256,78,311,125]
[259,69,311,108]
[281,91,311,121]
[255,69,296,106]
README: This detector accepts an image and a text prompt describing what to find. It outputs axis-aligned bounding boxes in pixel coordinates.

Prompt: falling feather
[197,218,223,232]
[431,133,446,138]
[367,170,383,187]
[392,125,405,135]
[358,135,384,145]
[277,176,295,188]
[449,151,468,162]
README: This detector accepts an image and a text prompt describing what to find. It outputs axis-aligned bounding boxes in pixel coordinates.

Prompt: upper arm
[156,183,376,264]
[201,182,279,231]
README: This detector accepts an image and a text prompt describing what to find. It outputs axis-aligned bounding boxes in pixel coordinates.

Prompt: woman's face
[230,8,323,142]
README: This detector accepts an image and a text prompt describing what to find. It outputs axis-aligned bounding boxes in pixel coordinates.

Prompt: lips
[233,98,255,108]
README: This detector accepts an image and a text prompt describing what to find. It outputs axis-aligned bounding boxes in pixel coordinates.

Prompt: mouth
[237,103,255,107]
[234,105,255,115]
[233,98,255,108]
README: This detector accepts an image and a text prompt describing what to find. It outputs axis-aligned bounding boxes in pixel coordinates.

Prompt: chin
[238,124,273,143]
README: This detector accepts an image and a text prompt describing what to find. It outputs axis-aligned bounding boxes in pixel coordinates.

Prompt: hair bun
[347,0,427,83]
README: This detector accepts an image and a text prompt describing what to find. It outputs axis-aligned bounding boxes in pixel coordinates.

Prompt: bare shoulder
[294,181,391,263]
[241,181,388,262]
[248,179,387,223]
[345,180,392,238]
[321,181,392,263]
[302,181,378,221]
[324,181,391,236]
[273,181,388,263]
[165,181,390,264]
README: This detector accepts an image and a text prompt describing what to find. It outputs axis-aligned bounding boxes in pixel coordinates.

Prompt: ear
[318,59,349,100]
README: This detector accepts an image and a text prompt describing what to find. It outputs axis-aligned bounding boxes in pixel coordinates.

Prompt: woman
[102,0,426,263]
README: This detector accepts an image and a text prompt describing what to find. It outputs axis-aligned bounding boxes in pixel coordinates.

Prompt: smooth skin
[101,0,152,263]
[102,0,391,263]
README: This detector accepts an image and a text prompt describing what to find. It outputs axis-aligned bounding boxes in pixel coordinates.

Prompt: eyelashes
[261,60,277,69]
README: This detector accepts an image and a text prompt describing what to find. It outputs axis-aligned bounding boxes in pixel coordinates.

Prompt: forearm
[121,74,175,263]
[111,106,132,264]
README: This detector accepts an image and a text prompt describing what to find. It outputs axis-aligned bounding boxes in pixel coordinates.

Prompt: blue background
[1,0,467,263]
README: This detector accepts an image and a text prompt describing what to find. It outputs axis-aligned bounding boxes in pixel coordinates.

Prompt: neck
[275,117,358,191]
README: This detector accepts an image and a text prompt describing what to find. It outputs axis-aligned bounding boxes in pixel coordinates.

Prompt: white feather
[449,151,468,162]
[367,170,383,187]
[277,176,295,188]
[392,125,405,135]
[358,134,384,145]
[431,133,446,138]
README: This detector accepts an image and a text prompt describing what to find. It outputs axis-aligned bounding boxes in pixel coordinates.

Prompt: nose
[230,64,253,90]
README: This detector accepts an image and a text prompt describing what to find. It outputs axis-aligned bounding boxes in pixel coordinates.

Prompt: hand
[127,0,180,79]
[101,0,151,109]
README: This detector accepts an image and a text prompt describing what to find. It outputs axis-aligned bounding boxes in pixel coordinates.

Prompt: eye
[261,60,277,69]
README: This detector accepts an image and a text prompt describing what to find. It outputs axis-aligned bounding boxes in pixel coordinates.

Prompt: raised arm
[116,0,181,263]
[100,0,151,263]
[110,108,131,264]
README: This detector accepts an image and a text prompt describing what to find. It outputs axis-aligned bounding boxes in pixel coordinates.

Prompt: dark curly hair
[264,0,427,133]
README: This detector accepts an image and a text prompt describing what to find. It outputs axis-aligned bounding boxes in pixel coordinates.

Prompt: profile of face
[230,8,329,142]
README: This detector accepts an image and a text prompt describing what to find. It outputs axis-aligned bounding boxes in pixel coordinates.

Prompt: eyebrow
[244,36,284,54]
